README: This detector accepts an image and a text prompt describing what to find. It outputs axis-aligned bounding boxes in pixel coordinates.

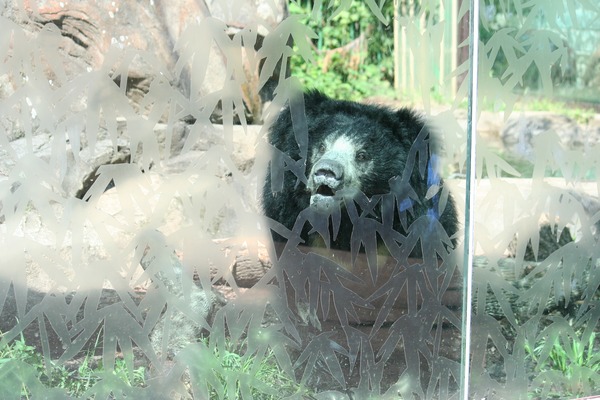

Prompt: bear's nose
[314,160,344,181]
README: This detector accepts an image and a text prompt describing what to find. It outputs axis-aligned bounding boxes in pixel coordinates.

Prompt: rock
[0,285,146,359]
[139,234,225,359]
[0,118,261,198]
[165,123,263,172]
[0,123,127,197]
[477,111,506,145]
[583,49,600,88]
[2,0,288,123]
[501,112,582,160]
[1,0,286,199]
[446,178,600,258]
[229,241,272,287]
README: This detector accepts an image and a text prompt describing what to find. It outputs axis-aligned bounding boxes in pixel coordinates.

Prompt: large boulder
[500,112,600,160]
[1,0,288,123]
[501,113,578,160]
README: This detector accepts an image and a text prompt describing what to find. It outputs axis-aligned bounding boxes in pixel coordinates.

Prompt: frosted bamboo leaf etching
[1,0,598,398]
[471,0,600,398]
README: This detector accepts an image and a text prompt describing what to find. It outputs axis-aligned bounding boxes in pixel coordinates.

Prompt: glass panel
[1,1,590,398]
[0,0,470,398]
[257,1,469,397]
[470,0,600,398]
[0,2,295,398]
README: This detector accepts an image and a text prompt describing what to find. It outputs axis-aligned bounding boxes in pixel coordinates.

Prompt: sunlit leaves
[258,15,317,92]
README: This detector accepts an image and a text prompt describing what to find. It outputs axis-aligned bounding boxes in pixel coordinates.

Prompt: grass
[525,332,600,399]
[0,331,146,398]
[192,337,313,400]
[0,330,312,399]
[515,96,597,124]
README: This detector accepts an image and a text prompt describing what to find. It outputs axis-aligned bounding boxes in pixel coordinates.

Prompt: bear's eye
[356,150,368,161]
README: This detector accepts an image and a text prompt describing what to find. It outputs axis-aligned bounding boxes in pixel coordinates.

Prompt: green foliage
[184,337,312,400]
[518,97,595,124]
[289,0,394,100]
[0,332,146,398]
[0,328,307,399]
[480,0,577,92]
[525,332,600,398]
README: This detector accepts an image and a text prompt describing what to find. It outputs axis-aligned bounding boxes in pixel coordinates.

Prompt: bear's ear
[303,90,329,107]
[395,107,420,122]
[301,90,330,119]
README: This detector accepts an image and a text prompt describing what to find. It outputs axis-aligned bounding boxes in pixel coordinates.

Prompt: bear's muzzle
[310,159,344,209]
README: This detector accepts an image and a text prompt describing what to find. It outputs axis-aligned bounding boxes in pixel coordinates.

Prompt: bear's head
[300,93,422,213]
[263,90,457,253]
[305,111,411,211]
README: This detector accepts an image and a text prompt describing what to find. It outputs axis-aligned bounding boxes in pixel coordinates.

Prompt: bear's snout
[313,159,344,190]
[312,158,345,199]
[309,159,345,209]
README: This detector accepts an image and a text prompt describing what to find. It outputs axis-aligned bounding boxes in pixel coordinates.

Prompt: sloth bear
[262,90,458,257]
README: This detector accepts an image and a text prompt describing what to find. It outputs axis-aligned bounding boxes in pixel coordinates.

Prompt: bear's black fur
[262,90,458,256]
